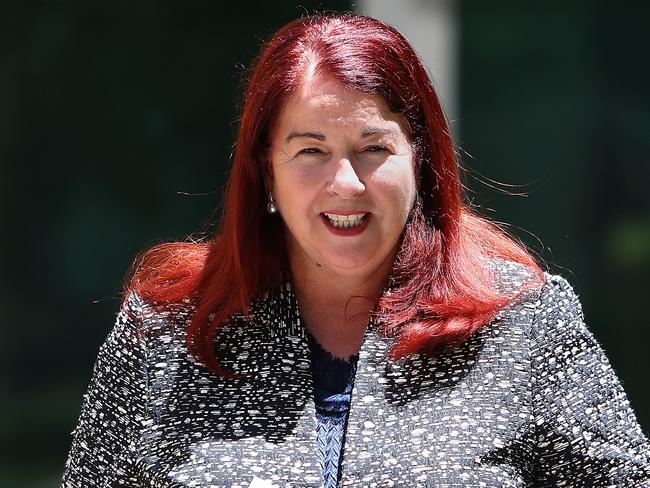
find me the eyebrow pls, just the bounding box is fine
[285,131,326,143]
[360,127,398,138]
[285,127,398,143]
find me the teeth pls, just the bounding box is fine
[323,212,367,228]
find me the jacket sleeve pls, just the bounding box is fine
[530,275,650,486]
[61,295,148,487]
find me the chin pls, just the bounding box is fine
[315,240,396,275]
[320,253,377,273]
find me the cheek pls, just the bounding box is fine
[272,167,324,215]
[284,165,325,189]
[371,164,417,216]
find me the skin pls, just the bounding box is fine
[269,76,417,358]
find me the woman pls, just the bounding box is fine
[61,13,650,487]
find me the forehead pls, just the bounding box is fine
[275,77,409,136]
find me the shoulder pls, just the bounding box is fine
[488,263,595,353]
[490,259,583,322]
[531,273,585,334]
[527,273,608,365]
[120,291,194,321]
[536,273,583,314]
[491,258,543,294]
[113,292,196,357]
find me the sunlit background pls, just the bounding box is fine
[2,1,648,485]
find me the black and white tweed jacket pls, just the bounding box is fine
[61,265,650,487]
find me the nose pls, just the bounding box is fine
[328,158,365,198]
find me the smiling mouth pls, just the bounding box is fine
[322,212,369,228]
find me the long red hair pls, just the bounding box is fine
[126,13,544,375]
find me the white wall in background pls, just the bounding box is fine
[355,0,459,125]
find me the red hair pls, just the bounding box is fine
[126,13,544,375]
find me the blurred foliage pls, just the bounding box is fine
[1,1,648,485]
[606,220,650,269]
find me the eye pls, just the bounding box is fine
[299,147,324,155]
[363,145,388,153]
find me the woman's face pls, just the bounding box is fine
[269,76,417,279]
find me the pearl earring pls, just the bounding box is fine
[266,192,277,214]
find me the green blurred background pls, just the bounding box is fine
[1,1,648,485]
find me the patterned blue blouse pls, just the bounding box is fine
[307,333,359,488]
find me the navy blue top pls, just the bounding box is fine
[307,333,359,488]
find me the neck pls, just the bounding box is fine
[287,245,396,358]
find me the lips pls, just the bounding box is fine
[322,212,368,228]
[320,211,371,236]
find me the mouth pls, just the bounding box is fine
[320,211,371,236]
[322,212,369,228]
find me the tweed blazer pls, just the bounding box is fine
[61,264,650,487]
